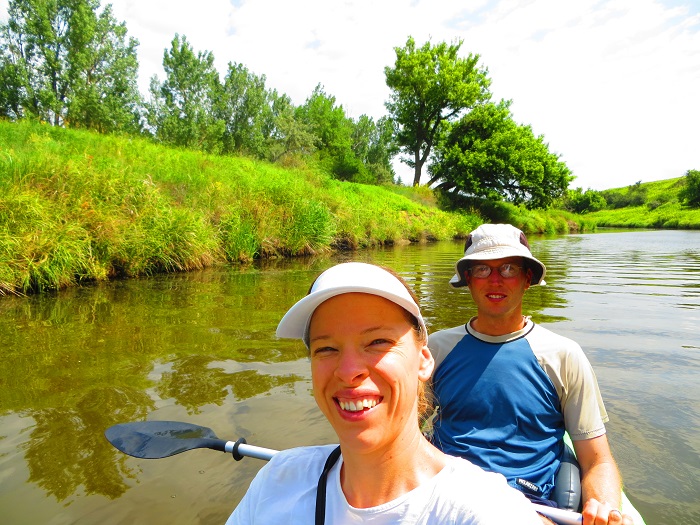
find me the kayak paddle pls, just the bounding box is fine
[105,420,581,525]
[105,420,277,461]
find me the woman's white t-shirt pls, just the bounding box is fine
[226,445,543,524]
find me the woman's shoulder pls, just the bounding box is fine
[227,445,338,525]
[264,444,339,475]
[270,444,338,460]
[442,455,509,481]
[245,445,340,503]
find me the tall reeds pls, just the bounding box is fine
[0,121,476,295]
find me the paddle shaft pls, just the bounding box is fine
[225,440,278,461]
[232,442,581,525]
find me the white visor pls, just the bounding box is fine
[276,262,426,347]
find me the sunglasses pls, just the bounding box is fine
[467,263,524,279]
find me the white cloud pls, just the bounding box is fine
[2,0,698,190]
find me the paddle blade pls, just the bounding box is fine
[105,420,227,459]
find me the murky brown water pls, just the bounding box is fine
[0,230,698,524]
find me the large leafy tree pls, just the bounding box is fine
[0,0,142,132]
[66,3,142,133]
[385,37,491,186]
[146,34,224,152]
[429,101,572,209]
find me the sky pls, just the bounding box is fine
[2,0,699,190]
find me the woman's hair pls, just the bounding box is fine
[373,267,434,426]
[417,381,436,430]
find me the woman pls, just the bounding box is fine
[226,262,543,524]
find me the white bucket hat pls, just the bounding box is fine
[276,262,426,347]
[450,224,546,287]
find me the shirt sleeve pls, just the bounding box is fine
[529,325,608,440]
[224,446,332,525]
[560,341,609,440]
[429,325,468,374]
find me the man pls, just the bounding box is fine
[429,223,631,523]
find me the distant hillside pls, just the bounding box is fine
[580,177,700,228]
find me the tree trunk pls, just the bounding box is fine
[413,150,422,186]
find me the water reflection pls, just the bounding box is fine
[24,394,149,501]
[0,269,314,506]
[0,230,698,524]
[156,362,304,415]
[0,241,578,512]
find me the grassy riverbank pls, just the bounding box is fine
[1,121,483,295]
[1,121,603,296]
[583,178,700,228]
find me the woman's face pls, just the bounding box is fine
[308,292,433,455]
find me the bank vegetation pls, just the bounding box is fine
[1,121,480,296]
[564,174,700,229]
[2,121,600,296]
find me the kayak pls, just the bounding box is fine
[562,433,646,524]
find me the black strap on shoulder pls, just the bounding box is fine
[315,446,342,525]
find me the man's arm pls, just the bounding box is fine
[573,434,622,506]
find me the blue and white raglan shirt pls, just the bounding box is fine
[429,317,608,499]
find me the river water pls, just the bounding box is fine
[0,229,698,524]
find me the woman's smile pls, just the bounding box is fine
[336,396,382,412]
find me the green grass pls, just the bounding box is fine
[9,119,682,297]
[0,120,480,295]
[585,178,700,228]
[585,202,700,228]
[447,198,598,236]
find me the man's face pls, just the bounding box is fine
[465,256,532,328]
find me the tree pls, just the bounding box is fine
[565,188,607,213]
[429,101,572,209]
[0,0,142,132]
[352,115,396,184]
[146,34,224,152]
[295,84,364,181]
[264,93,317,163]
[385,37,491,186]
[601,181,648,209]
[0,40,25,120]
[679,169,700,207]
[66,4,142,133]
[217,62,272,157]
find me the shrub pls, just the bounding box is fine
[565,188,607,213]
[601,181,648,209]
[679,169,700,207]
